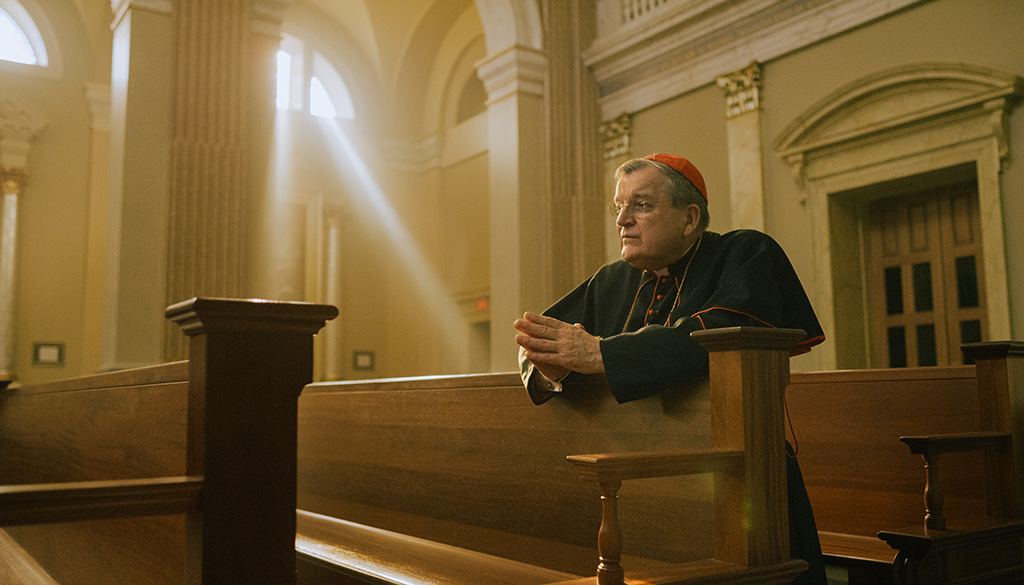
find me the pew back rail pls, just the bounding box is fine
[0,298,337,585]
[296,327,809,585]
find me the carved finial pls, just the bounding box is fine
[716,62,762,118]
[599,113,632,160]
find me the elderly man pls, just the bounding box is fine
[513,153,827,585]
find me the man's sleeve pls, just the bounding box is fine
[518,346,564,405]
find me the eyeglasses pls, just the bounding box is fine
[609,199,656,217]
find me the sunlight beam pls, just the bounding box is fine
[315,118,464,328]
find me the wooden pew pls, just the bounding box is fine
[785,341,1024,585]
[0,298,337,585]
[0,321,805,585]
[294,327,808,585]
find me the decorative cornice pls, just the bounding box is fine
[476,45,548,104]
[775,62,1024,160]
[110,0,173,30]
[717,62,762,118]
[583,0,928,119]
[382,136,443,174]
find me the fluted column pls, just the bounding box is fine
[716,62,765,231]
[163,0,287,360]
[104,0,289,367]
[162,0,249,360]
[545,0,604,292]
[0,168,26,386]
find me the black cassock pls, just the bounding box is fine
[526,229,828,585]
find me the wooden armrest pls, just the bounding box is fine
[566,448,744,483]
[565,449,745,585]
[0,476,202,526]
[899,431,1011,455]
[898,431,1014,531]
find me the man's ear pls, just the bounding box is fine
[682,203,702,237]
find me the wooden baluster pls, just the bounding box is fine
[922,451,945,530]
[597,479,624,585]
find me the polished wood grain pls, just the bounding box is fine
[297,371,714,577]
[787,340,1024,585]
[787,365,987,546]
[567,449,745,482]
[0,298,337,585]
[0,477,201,525]
[296,327,808,585]
[297,510,581,585]
[0,361,190,585]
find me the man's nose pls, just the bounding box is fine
[616,208,633,226]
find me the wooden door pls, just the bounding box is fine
[867,181,987,367]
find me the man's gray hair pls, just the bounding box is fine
[615,158,710,230]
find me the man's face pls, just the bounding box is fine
[613,166,698,273]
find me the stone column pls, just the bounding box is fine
[545,0,604,291]
[104,0,289,368]
[0,95,46,388]
[716,62,765,231]
[163,0,288,360]
[477,46,551,371]
[0,168,26,387]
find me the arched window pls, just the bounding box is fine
[276,33,354,120]
[0,0,47,66]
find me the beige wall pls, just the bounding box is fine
[2,0,104,385]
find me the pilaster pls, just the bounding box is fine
[716,62,765,231]
[103,0,174,371]
[82,83,112,375]
[477,45,550,371]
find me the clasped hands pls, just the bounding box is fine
[513,312,605,381]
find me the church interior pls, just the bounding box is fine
[1,1,1024,584]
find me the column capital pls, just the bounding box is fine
[716,61,762,118]
[381,136,443,174]
[476,45,548,104]
[599,113,632,160]
[0,167,28,197]
[0,92,48,169]
[110,0,173,28]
